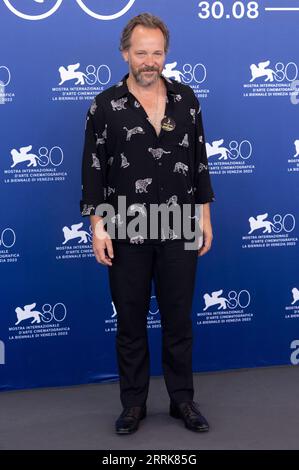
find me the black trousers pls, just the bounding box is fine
[108,240,198,408]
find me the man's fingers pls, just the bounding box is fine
[98,247,112,265]
[106,239,114,259]
[93,243,112,266]
[93,247,104,264]
[198,237,212,256]
[198,245,209,256]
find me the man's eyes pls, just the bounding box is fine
[136,52,163,56]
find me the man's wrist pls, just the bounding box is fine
[90,215,104,234]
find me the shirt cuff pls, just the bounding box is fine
[193,190,216,204]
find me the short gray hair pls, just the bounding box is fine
[119,12,170,53]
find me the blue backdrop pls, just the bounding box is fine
[1,0,298,391]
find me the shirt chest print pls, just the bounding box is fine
[148,147,171,160]
[82,204,95,216]
[128,203,147,217]
[135,178,152,193]
[120,153,130,168]
[190,108,196,124]
[111,213,124,226]
[161,227,179,242]
[179,133,189,148]
[123,126,145,141]
[130,235,145,244]
[174,162,189,176]
[95,125,107,145]
[198,163,208,173]
[91,153,101,170]
[166,195,178,206]
[108,186,116,196]
[81,79,215,221]
[173,94,182,102]
[111,97,128,111]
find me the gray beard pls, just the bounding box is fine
[133,69,160,87]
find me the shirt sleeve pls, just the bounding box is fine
[192,95,215,204]
[80,98,107,216]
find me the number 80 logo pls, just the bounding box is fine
[3,0,136,21]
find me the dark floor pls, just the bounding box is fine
[0,365,298,450]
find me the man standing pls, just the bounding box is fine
[80,13,215,434]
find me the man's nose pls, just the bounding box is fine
[144,54,155,66]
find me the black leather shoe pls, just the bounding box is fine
[170,401,209,432]
[115,405,146,435]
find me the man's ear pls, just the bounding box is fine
[122,50,129,63]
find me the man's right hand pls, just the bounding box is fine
[90,215,114,266]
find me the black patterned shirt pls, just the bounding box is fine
[80,73,215,244]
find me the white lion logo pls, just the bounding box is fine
[15,303,45,325]
[10,145,44,167]
[291,288,299,305]
[206,139,232,160]
[62,223,92,244]
[248,213,274,234]
[163,62,184,82]
[250,60,278,83]
[58,63,87,85]
[294,140,299,158]
[203,290,229,311]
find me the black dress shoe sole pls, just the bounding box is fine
[169,407,209,433]
[116,427,138,435]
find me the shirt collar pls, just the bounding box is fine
[114,72,177,99]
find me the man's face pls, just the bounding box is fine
[122,25,166,87]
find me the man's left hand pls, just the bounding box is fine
[198,204,213,256]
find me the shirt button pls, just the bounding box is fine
[158,162,162,166]
[160,187,164,191]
